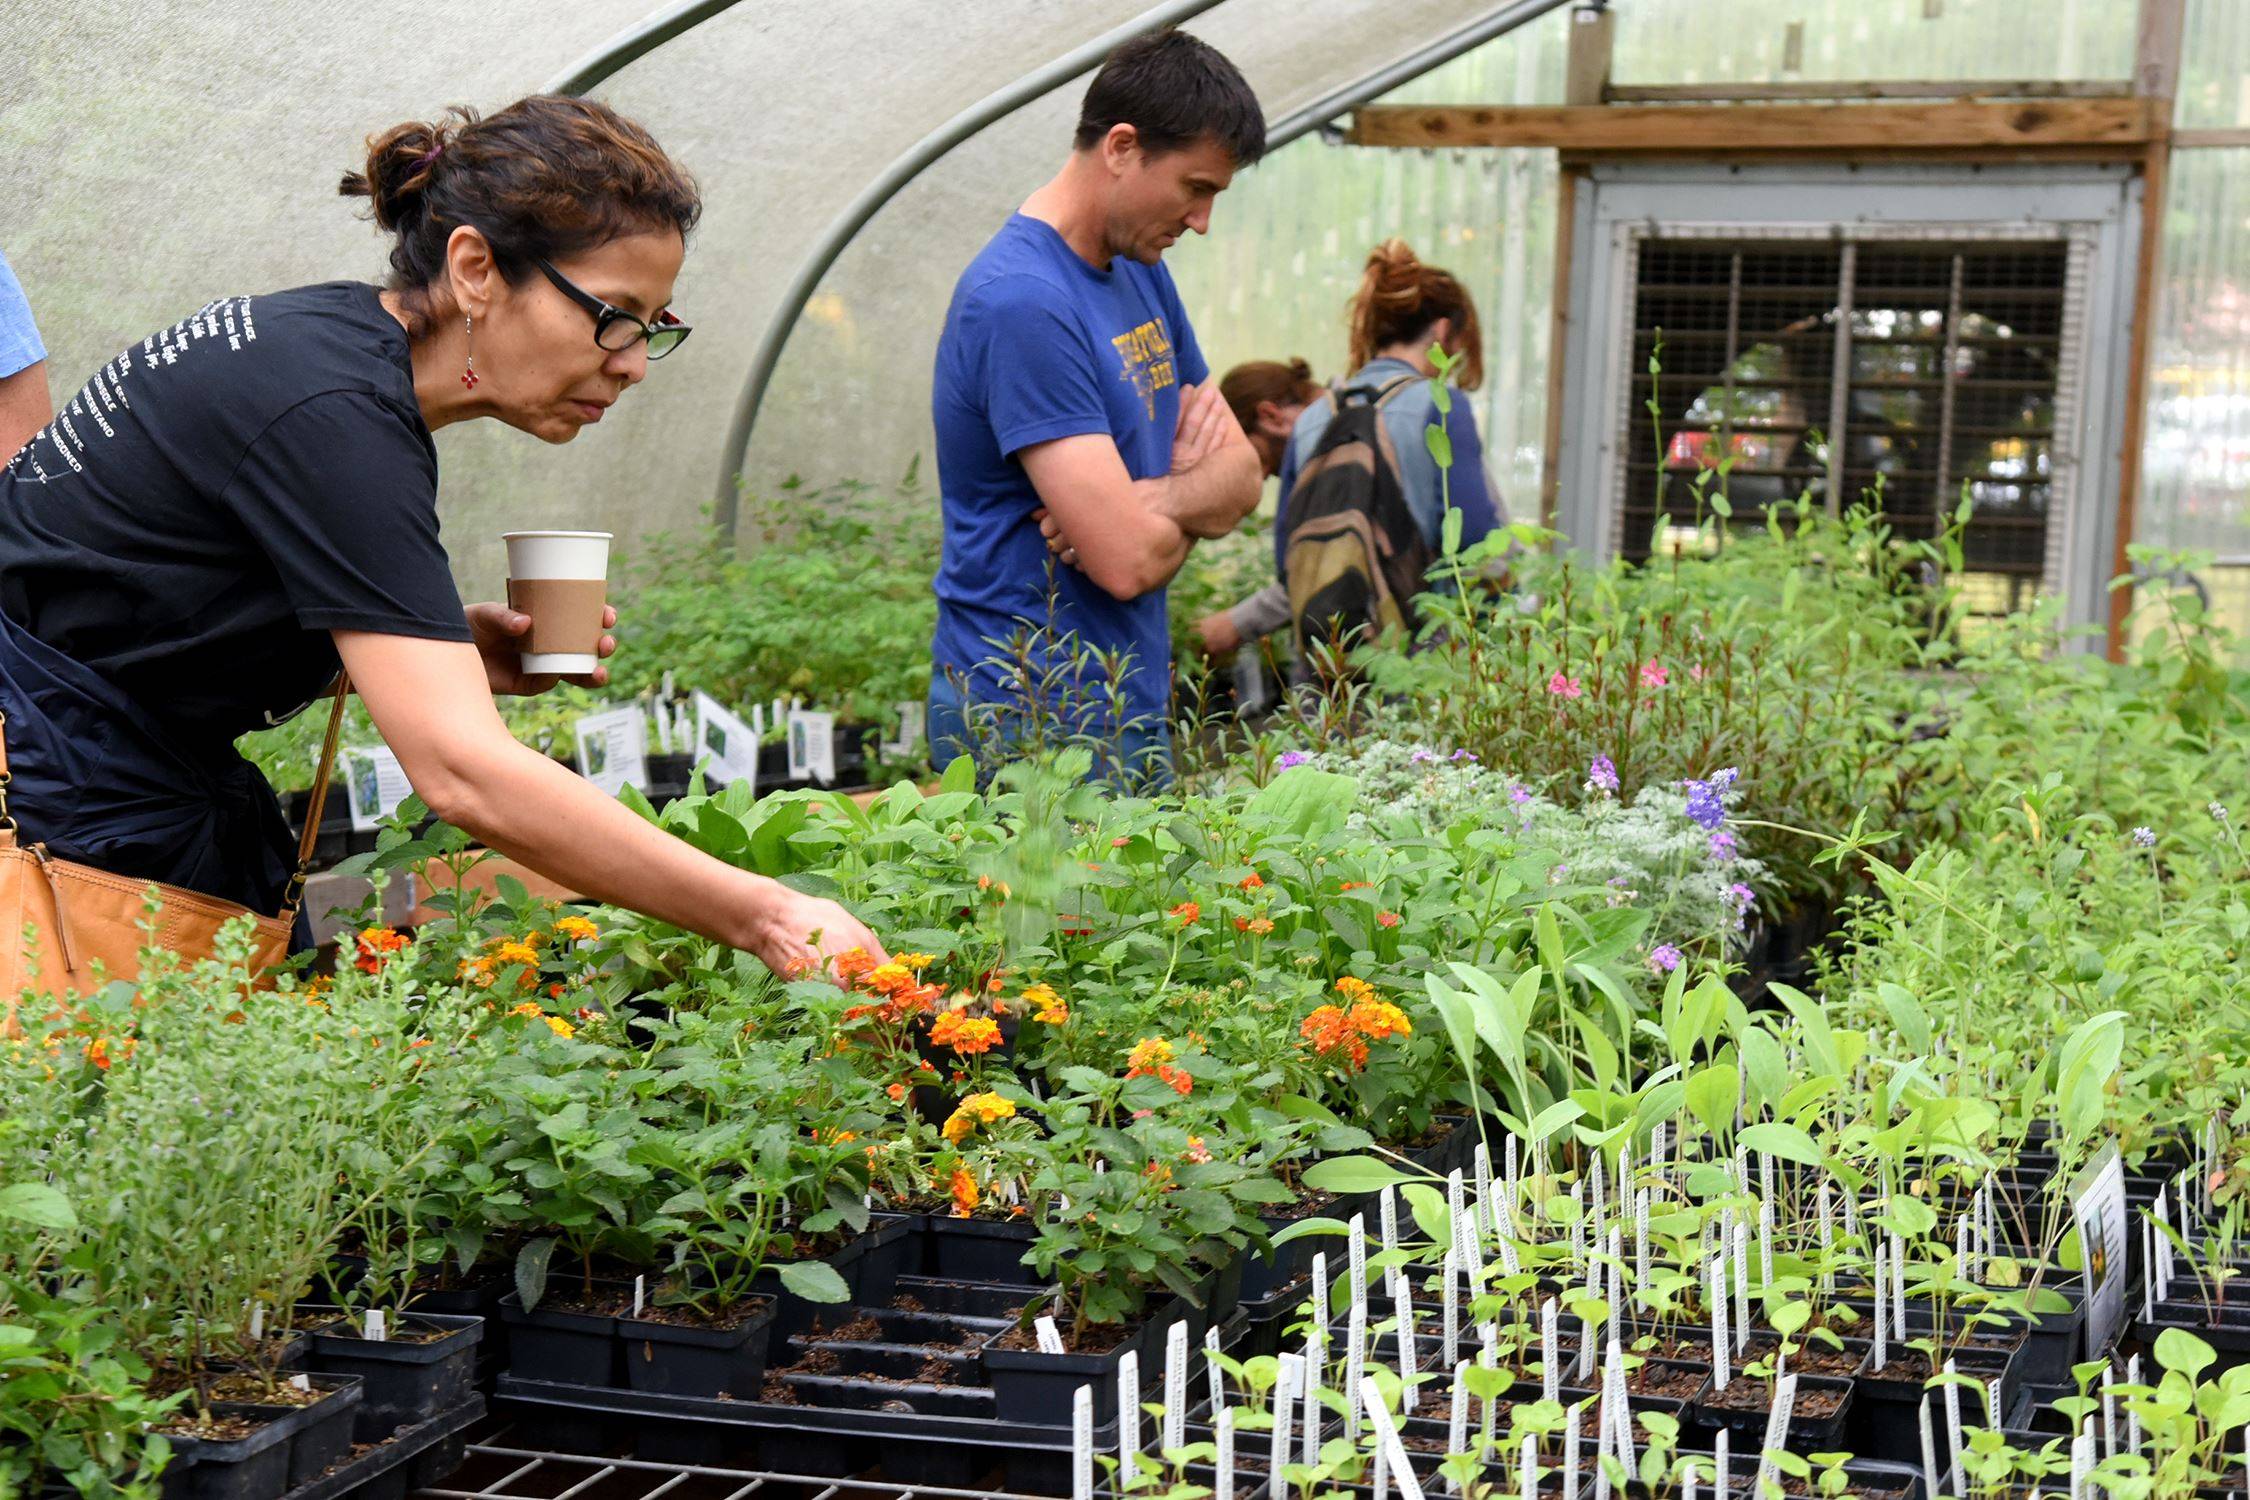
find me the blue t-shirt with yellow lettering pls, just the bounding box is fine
[930,214,1207,727]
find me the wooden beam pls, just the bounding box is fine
[1606,79,2134,104]
[2174,128,2250,148]
[1539,166,1581,531]
[2109,0,2187,659]
[1351,98,2164,153]
[1563,5,1614,107]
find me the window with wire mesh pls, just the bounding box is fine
[1618,237,2069,615]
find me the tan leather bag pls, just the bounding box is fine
[0,675,351,1008]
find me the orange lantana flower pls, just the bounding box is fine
[930,1012,1002,1055]
[948,1168,979,1218]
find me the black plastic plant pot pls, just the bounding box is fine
[499,1278,633,1389]
[621,1296,777,1399]
[981,1299,1187,1426]
[850,1214,916,1306]
[887,1271,1040,1320]
[284,1373,364,1487]
[157,1402,304,1500]
[1689,1372,1855,1450]
[926,1213,1041,1285]
[305,1312,481,1444]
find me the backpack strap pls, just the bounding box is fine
[277,674,352,923]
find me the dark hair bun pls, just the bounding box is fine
[340,111,471,230]
[1287,356,1313,383]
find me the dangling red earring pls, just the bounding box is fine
[461,313,480,390]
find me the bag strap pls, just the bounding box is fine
[278,674,352,923]
[0,706,14,841]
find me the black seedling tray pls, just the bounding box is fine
[274,1395,481,1500]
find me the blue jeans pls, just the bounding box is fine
[927,674,1173,791]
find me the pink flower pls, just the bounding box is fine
[1688,664,1707,682]
[1640,660,1669,689]
[1546,671,1583,700]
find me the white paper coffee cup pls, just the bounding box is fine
[503,530,612,676]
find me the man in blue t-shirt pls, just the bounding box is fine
[928,29,1265,786]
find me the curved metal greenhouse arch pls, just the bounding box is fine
[547,0,1579,538]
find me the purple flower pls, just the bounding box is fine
[1712,767,1739,791]
[1586,754,1619,795]
[1451,749,1479,764]
[1275,750,1310,771]
[1708,828,1738,862]
[1682,778,1729,831]
[1508,782,1532,805]
[2131,826,2156,848]
[1410,749,1438,765]
[1729,882,1755,909]
[1647,944,1683,975]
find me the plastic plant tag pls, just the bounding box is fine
[1716,1428,1729,1500]
[1476,1142,1495,1240]
[1755,1373,1799,1493]
[1118,1349,1141,1484]
[1525,1432,1541,1500]
[1302,1341,1322,1470]
[1943,1358,1965,1495]
[692,692,761,788]
[1733,1220,1750,1352]
[2102,1367,2116,1457]
[363,1309,386,1342]
[1216,1407,1236,1500]
[1072,1386,1095,1500]
[1442,1241,1460,1367]
[1818,1183,1835,1293]
[1361,1378,1427,1500]
[1542,1298,1560,1401]
[1759,1200,1775,1287]
[1636,1189,1652,1289]
[1919,1397,1940,1500]
[1382,1184,1400,1259]
[1395,1266,1420,1411]
[249,1303,263,1341]
[1506,1133,1521,1213]
[1710,1256,1730,1391]
[290,1373,310,1392]
[1566,1397,1582,1500]
[1347,1294,1369,1438]
[633,1275,645,1319]
[574,705,650,796]
[1448,1168,1467,1255]
[1570,1182,1587,1268]
[1448,1359,1470,1469]
[1164,1320,1189,1452]
[1481,1323,1500,1443]
[1872,1242,1889,1370]
[1035,1316,1066,1354]
[650,690,672,754]
[1592,1402,1611,1500]
[1890,1234,1907,1341]
[1270,1353,1299,1484]
[1652,1121,1667,1182]
[1206,1326,1225,1413]
[1351,1213,1370,1307]
[2071,1428,2093,1500]
[1591,1151,1607,1242]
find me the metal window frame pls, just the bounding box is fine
[1602,219,2091,599]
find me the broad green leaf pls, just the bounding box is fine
[0,1183,74,1231]
[777,1259,852,1304]
[1740,1122,1824,1169]
[1302,1156,1417,1195]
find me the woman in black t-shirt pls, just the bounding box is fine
[0,96,887,978]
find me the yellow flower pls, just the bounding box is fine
[898,952,936,971]
[943,1111,976,1145]
[491,941,540,970]
[553,915,600,943]
[543,1014,576,1038]
[1349,1000,1412,1040]
[1022,983,1069,1025]
[959,1091,1016,1125]
[508,1001,544,1019]
[1334,975,1378,1005]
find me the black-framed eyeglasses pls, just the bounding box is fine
[536,258,692,359]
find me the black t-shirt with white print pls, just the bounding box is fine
[0,281,472,748]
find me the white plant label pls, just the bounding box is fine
[1448,1362,1471,1482]
[880,699,925,758]
[1523,1432,1540,1500]
[1541,1298,1560,1401]
[1205,1326,1224,1413]
[1442,1240,1461,1367]
[1072,1385,1095,1500]
[2071,1429,2093,1500]
[785,708,836,785]
[1215,1407,1237,1499]
[1635,1189,1652,1290]
[363,1308,386,1342]
[1035,1316,1066,1354]
[633,1275,645,1318]
[1759,1199,1775,1287]
[1733,1221,1750,1352]
[1302,1339,1322,1470]
[1566,1399,1583,1500]
[1715,1429,1729,1500]
[1362,1378,1427,1500]
[1710,1255,1730,1391]
[289,1372,310,1392]
[649,691,672,754]
[248,1303,263,1341]
[1312,1251,1331,1346]
[573,705,650,796]
[1872,1242,1889,1370]
[2069,1143,2128,1356]
[1118,1348,1141,1484]
[1346,1295,1368,1438]
[1164,1320,1188,1451]
[2102,1367,2117,1457]
[1756,1373,1799,1493]
[1350,1213,1370,1307]
[692,691,761,788]
[1943,1357,1966,1496]
[1920,1397,1941,1500]
[342,745,413,832]
[1818,1183,1836,1293]
[1475,1142,1495,1239]
[1270,1353,1300,1483]
[1890,1233,1907,1340]
[1381,1185,1400,1259]
[1394,1267,1420,1410]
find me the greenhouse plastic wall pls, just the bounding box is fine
[4,0,2244,639]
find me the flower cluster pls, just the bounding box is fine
[1586,754,1619,796]
[929,1011,1003,1055]
[458,936,542,991]
[838,948,945,1025]
[553,915,600,944]
[354,926,409,976]
[508,1000,575,1038]
[1681,767,1739,832]
[1300,981,1413,1071]
[941,1090,1016,1145]
[1124,1037,1193,1096]
[1021,983,1069,1025]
